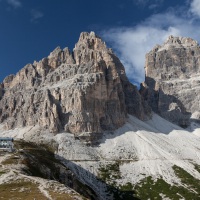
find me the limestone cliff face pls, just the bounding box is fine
[0,32,150,138]
[141,35,200,127]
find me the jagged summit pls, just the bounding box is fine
[145,35,200,81]
[2,33,200,200]
[0,32,150,140]
[150,35,199,53]
[141,35,200,128]
[75,31,106,50]
[165,35,198,46]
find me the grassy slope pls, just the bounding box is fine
[2,140,200,199]
[0,140,88,200]
[98,161,200,200]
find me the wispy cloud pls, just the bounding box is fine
[102,1,200,84]
[30,9,44,23]
[6,0,21,9]
[190,0,200,17]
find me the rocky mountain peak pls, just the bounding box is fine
[73,31,111,66]
[165,35,198,47]
[150,35,199,54]
[76,31,105,48]
[141,35,200,128]
[0,32,150,141]
[47,46,75,68]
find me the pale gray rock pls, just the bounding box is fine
[141,35,200,128]
[0,32,150,139]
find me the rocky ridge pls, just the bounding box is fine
[2,34,200,200]
[0,32,150,139]
[141,35,200,128]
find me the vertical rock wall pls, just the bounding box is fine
[0,32,150,139]
[141,35,200,127]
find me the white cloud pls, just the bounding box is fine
[190,0,200,17]
[30,9,44,22]
[7,0,21,9]
[102,3,200,84]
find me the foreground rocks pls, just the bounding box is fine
[0,32,150,139]
[141,35,200,128]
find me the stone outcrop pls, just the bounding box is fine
[141,35,200,128]
[0,32,150,139]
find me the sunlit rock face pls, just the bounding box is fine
[141,35,200,128]
[0,32,150,139]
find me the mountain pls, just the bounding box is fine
[1,33,200,200]
[141,35,200,129]
[0,32,150,142]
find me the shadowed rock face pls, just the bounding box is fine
[0,32,150,138]
[141,35,200,128]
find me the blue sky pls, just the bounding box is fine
[0,0,199,84]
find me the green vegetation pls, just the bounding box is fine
[49,191,78,200]
[134,176,193,200]
[105,184,138,200]
[0,179,82,200]
[117,182,138,200]
[193,163,200,174]
[173,165,200,197]
[1,154,20,165]
[0,170,6,176]
[0,140,93,200]
[98,162,121,184]
[98,162,138,200]
[3,139,200,200]
[48,184,89,200]
[0,180,47,200]
[13,140,65,180]
[120,182,134,191]
[133,165,200,200]
[97,162,200,200]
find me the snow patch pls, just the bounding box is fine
[1,113,200,190]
